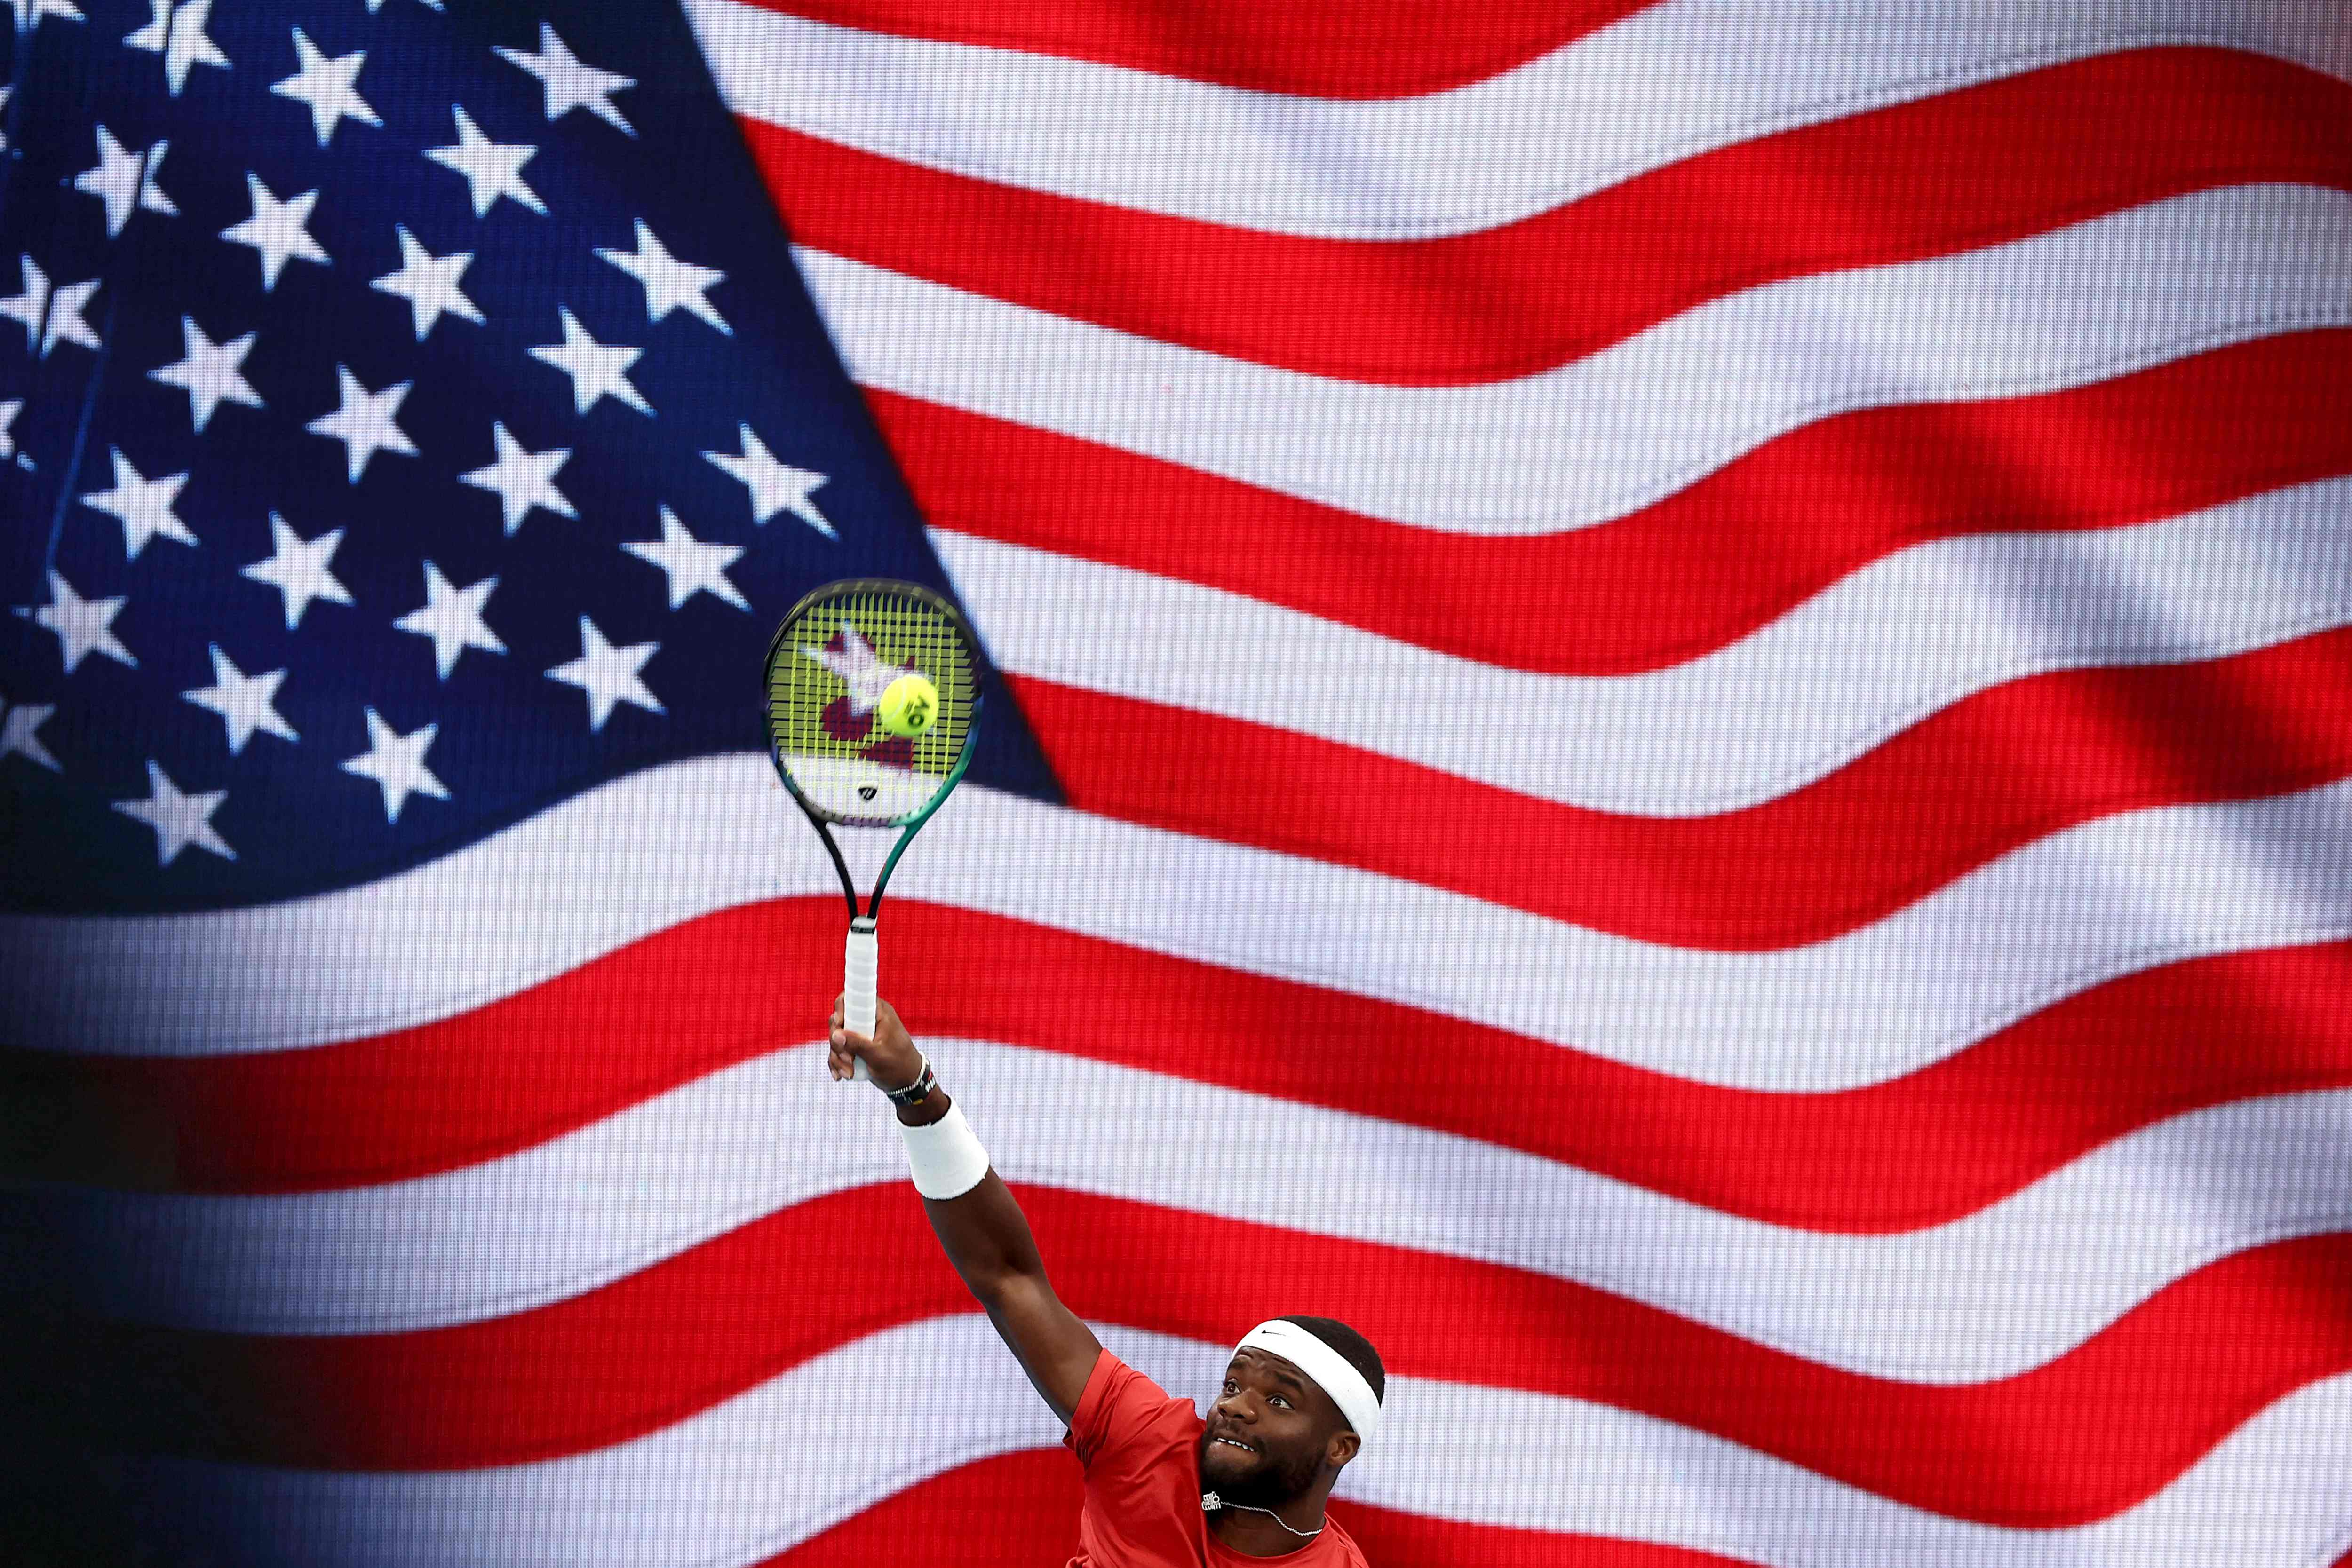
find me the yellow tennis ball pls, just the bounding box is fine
[877,672,939,738]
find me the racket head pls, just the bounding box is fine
[762,578,983,829]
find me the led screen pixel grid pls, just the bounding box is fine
[5,1,2352,1565]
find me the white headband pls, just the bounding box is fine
[1232,1320,1382,1453]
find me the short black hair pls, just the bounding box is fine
[1278,1315,1385,1406]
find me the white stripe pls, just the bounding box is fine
[14,764,2352,1093]
[797,184,2352,533]
[130,1317,2352,1568]
[33,1044,2352,1384]
[938,478,2352,816]
[685,0,2352,241]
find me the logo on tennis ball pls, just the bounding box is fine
[877,672,938,738]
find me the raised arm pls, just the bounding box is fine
[830,998,1104,1425]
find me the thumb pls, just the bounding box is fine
[828,1021,872,1080]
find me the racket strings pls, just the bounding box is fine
[764,583,977,828]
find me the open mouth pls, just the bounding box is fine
[1210,1435,1257,1455]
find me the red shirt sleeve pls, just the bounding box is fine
[1060,1350,1213,1566]
[1062,1347,1189,1474]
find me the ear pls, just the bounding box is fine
[1325,1427,1360,1470]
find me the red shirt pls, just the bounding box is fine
[1061,1349,1369,1567]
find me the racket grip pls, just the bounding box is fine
[842,917,877,1083]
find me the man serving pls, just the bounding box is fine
[829,998,1383,1564]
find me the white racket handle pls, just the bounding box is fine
[842,918,877,1083]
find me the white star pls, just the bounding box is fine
[43,277,102,356]
[149,316,262,433]
[548,617,662,732]
[0,87,7,155]
[341,707,449,823]
[460,422,574,534]
[597,221,727,333]
[306,364,416,483]
[0,256,43,348]
[114,761,234,865]
[425,107,545,218]
[494,23,635,135]
[1,257,101,358]
[624,507,747,611]
[221,173,329,291]
[0,701,60,771]
[800,620,909,716]
[370,226,482,341]
[241,512,352,630]
[183,643,297,755]
[0,399,19,460]
[124,0,229,97]
[394,561,505,678]
[272,27,381,147]
[705,424,833,537]
[73,126,176,236]
[81,447,195,559]
[11,1,84,30]
[18,570,135,674]
[364,0,440,11]
[530,308,651,416]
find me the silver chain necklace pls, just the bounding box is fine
[1201,1491,1324,1539]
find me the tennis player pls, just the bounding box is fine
[829,997,1382,1564]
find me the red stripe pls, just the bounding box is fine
[17,903,2352,1234]
[1019,624,2352,950]
[75,1185,2352,1526]
[768,1449,1755,1568]
[765,1450,1755,1568]
[753,51,2352,384]
[769,1450,1085,1568]
[876,329,2352,678]
[1323,1506,1757,1568]
[724,0,1645,100]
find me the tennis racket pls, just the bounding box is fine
[762,578,983,1081]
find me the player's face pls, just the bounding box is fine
[1197,1351,1338,1504]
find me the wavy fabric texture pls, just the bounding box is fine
[23,1,2352,1563]
[795,185,2352,532]
[12,906,2352,1230]
[867,331,2352,675]
[118,1321,2352,1568]
[745,49,2352,382]
[684,0,2352,236]
[692,3,2352,1556]
[937,489,2352,816]
[58,1191,2352,1527]
[28,764,2352,1090]
[33,1038,2352,1385]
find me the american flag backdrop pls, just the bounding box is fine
[6,0,2352,1562]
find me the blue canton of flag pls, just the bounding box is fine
[0,0,1057,915]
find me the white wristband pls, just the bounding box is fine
[900,1103,990,1199]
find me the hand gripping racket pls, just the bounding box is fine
[763,579,982,1080]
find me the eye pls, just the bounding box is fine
[1271,1394,1291,1409]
